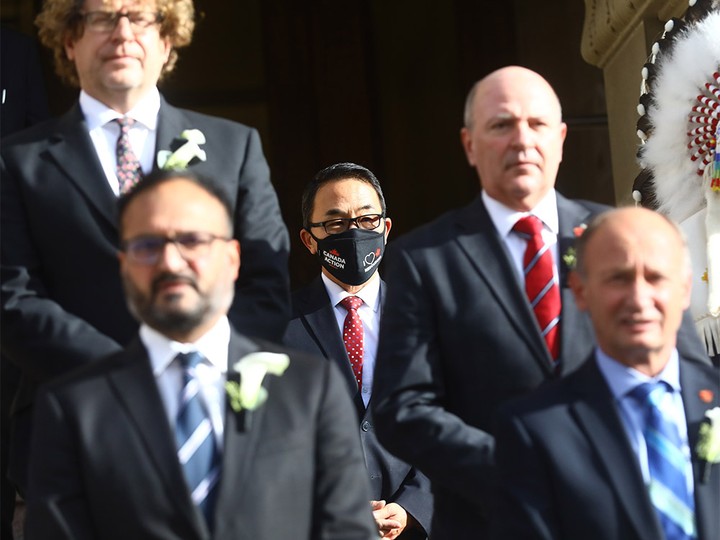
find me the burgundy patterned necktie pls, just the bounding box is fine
[115,116,142,194]
[513,215,561,361]
[340,296,364,391]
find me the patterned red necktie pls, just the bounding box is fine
[513,215,561,361]
[340,296,364,391]
[115,117,143,194]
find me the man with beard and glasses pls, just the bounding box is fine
[1,0,289,501]
[24,169,377,540]
[283,162,433,540]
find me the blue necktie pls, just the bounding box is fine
[175,352,220,526]
[630,381,696,539]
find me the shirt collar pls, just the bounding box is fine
[140,316,231,377]
[321,272,381,313]
[482,189,559,238]
[595,346,682,400]
[79,87,161,131]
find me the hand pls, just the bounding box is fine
[371,500,407,539]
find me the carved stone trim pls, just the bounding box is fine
[581,0,688,67]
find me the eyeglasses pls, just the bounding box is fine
[308,214,385,235]
[80,11,163,34]
[121,232,231,265]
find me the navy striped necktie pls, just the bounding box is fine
[629,381,696,539]
[175,352,220,527]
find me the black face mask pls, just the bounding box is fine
[311,228,385,286]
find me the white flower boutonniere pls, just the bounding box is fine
[562,224,587,270]
[697,406,720,483]
[225,352,290,414]
[157,129,207,170]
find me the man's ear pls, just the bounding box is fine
[568,270,587,312]
[460,127,475,167]
[64,33,76,61]
[300,229,317,254]
[383,218,393,244]
[227,240,241,281]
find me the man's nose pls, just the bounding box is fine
[110,14,136,41]
[627,277,653,307]
[156,241,188,271]
[511,122,534,148]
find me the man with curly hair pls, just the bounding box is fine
[0,0,290,501]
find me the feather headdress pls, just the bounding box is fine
[634,0,720,355]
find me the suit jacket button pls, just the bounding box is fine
[361,420,372,431]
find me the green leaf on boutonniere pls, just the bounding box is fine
[697,406,720,483]
[157,129,207,170]
[562,247,577,269]
[225,352,290,413]
[562,223,587,270]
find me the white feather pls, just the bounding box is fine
[641,10,720,222]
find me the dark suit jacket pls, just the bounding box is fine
[283,277,433,538]
[371,192,710,539]
[0,28,50,138]
[0,98,290,489]
[26,331,377,540]
[491,355,720,540]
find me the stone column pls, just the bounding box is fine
[580,0,688,204]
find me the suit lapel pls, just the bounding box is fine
[154,99,186,172]
[295,278,360,393]
[680,360,720,540]
[106,339,205,537]
[454,196,553,374]
[556,194,597,374]
[569,358,663,540]
[45,104,118,229]
[215,334,266,515]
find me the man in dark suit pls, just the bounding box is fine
[371,66,710,538]
[0,0,289,495]
[25,169,377,540]
[492,207,720,540]
[283,163,433,539]
[0,27,52,539]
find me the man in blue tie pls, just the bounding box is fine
[491,207,720,540]
[24,169,377,540]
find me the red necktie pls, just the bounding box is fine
[115,117,143,194]
[513,216,561,361]
[340,296,364,391]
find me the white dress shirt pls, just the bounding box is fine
[482,189,560,287]
[140,317,230,451]
[596,348,694,493]
[322,272,381,407]
[79,88,160,196]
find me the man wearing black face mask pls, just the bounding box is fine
[283,163,433,540]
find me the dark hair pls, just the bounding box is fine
[300,162,387,229]
[118,169,234,234]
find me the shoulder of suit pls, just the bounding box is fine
[0,112,67,150]
[162,101,256,134]
[567,197,613,216]
[680,356,720,382]
[251,337,327,367]
[389,196,482,252]
[35,347,134,399]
